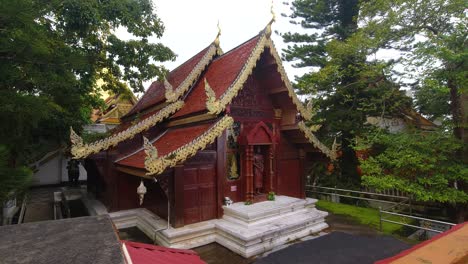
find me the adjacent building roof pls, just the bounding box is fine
[122,240,206,264]
[0,215,125,264]
[376,222,468,264]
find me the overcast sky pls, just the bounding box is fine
[116,0,405,95]
[117,0,312,91]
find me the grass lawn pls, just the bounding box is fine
[316,200,405,235]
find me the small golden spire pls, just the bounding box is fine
[214,20,221,48]
[270,0,276,23]
[265,1,276,38]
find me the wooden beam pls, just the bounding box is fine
[268,86,288,94]
[115,165,151,179]
[280,124,299,131]
[167,113,216,127]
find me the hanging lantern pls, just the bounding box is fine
[137,180,147,206]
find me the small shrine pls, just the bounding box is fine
[71,14,336,257]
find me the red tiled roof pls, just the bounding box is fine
[122,240,206,264]
[116,122,214,169]
[111,106,163,135]
[126,45,214,117]
[172,35,261,118]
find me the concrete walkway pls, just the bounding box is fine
[23,187,61,223]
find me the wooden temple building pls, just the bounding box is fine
[71,17,335,257]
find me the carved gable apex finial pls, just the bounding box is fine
[70,127,83,147]
[265,0,276,38]
[164,77,176,102]
[204,78,221,114]
[214,20,221,48]
[143,136,158,162]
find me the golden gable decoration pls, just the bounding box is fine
[70,100,184,159]
[165,44,220,104]
[144,116,234,176]
[199,22,314,121]
[204,78,222,114]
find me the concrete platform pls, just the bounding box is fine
[110,196,328,258]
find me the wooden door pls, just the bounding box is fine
[277,159,301,198]
[183,165,216,225]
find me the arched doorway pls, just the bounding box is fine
[239,122,276,202]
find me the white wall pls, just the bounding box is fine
[32,151,87,186]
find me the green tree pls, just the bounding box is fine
[360,0,467,147]
[0,145,32,205]
[282,0,410,187]
[357,130,468,222]
[359,0,467,221]
[0,0,175,202]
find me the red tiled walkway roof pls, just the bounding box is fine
[375,222,468,264]
[122,240,206,264]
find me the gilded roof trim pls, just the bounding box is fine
[298,121,337,160]
[204,30,314,120]
[144,116,233,176]
[70,101,184,159]
[165,44,219,103]
[265,38,314,120]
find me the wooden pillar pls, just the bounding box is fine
[268,145,275,193]
[216,131,226,218]
[245,145,254,201]
[173,165,184,228]
[299,148,306,199]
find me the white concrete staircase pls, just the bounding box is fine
[108,196,328,258]
[155,196,328,258]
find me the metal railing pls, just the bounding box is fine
[306,185,455,235]
[379,208,456,233]
[306,185,410,207]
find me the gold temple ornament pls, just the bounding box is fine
[70,100,184,159]
[144,116,234,176]
[298,121,337,160]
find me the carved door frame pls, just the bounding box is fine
[239,122,276,202]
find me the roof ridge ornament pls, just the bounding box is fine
[265,0,276,38]
[214,20,221,48]
[164,77,176,102]
[204,78,222,114]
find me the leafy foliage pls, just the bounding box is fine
[358,130,468,204]
[283,0,411,187]
[360,0,467,128]
[0,145,32,203]
[0,0,174,200]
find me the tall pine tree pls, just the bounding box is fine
[282,0,410,187]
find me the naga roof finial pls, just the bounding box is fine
[265,1,276,38]
[214,20,221,48]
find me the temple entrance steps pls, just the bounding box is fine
[158,196,328,258]
[108,196,328,258]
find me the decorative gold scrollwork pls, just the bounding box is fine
[144,116,234,175]
[70,100,184,159]
[298,121,337,160]
[205,78,221,114]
